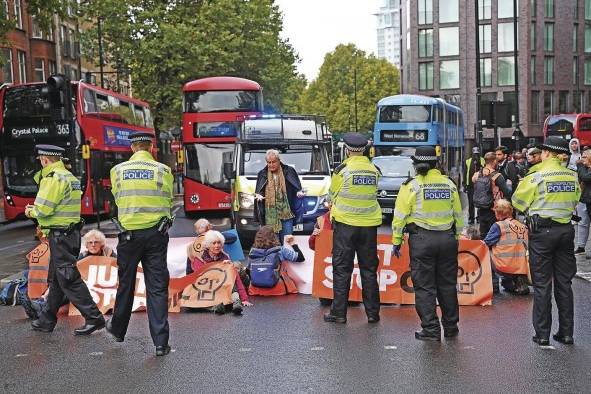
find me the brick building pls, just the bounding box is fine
[400,0,588,146]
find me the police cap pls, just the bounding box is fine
[129,132,154,144]
[537,136,570,154]
[343,132,368,152]
[411,146,438,163]
[35,144,65,158]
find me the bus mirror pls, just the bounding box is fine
[435,145,441,157]
[82,144,90,159]
[177,150,184,164]
[223,162,235,180]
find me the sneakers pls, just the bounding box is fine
[232,292,243,315]
[575,247,586,255]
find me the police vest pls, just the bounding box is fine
[465,157,484,186]
[110,150,173,230]
[492,218,529,275]
[29,160,81,230]
[330,156,382,227]
[512,158,580,224]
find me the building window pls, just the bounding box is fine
[439,0,458,23]
[530,91,540,124]
[498,56,515,86]
[545,0,555,18]
[49,60,56,75]
[559,91,569,113]
[574,91,582,113]
[3,1,8,20]
[13,0,22,29]
[419,62,434,90]
[17,50,25,83]
[440,60,459,89]
[544,56,554,85]
[531,0,537,18]
[586,25,591,52]
[34,58,45,82]
[439,27,459,56]
[531,22,536,51]
[498,23,515,52]
[575,0,579,19]
[574,25,579,52]
[587,0,591,20]
[585,58,591,84]
[2,48,12,83]
[418,0,433,25]
[544,23,554,51]
[480,58,492,86]
[479,0,491,20]
[498,0,515,18]
[574,57,579,85]
[418,29,433,57]
[480,24,491,53]
[32,18,42,38]
[531,56,537,85]
[544,91,554,117]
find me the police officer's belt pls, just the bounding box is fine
[537,217,570,228]
[42,220,85,234]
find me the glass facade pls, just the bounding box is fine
[439,27,459,56]
[498,56,515,86]
[480,24,491,53]
[498,0,514,18]
[418,0,433,25]
[544,56,554,85]
[480,58,492,86]
[479,0,491,20]
[544,23,554,51]
[498,23,515,52]
[545,0,555,18]
[439,0,458,23]
[440,60,459,89]
[419,62,434,90]
[418,29,433,57]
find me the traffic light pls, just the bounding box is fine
[46,74,73,121]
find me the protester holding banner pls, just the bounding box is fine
[391,146,463,341]
[80,230,116,259]
[186,218,237,274]
[192,230,252,313]
[25,144,105,336]
[324,132,382,324]
[512,137,580,347]
[108,132,174,357]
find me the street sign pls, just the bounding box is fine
[171,141,182,151]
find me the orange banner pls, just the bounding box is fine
[312,231,493,306]
[27,242,50,299]
[179,262,236,309]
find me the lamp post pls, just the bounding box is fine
[353,63,358,132]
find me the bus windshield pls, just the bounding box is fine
[379,105,431,123]
[3,85,50,119]
[184,144,234,192]
[2,153,39,194]
[184,90,262,113]
[372,157,415,178]
[242,145,329,176]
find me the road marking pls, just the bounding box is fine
[171,349,177,353]
[539,345,556,350]
[89,351,103,356]
[384,345,397,350]
[239,348,252,352]
[310,346,324,351]
[15,354,28,357]
[462,346,476,350]
[576,272,591,282]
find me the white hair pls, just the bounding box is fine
[265,149,281,161]
[194,218,211,234]
[83,229,106,244]
[202,230,225,250]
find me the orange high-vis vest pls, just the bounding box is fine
[491,218,529,275]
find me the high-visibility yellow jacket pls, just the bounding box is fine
[29,160,81,232]
[329,155,382,227]
[391,168,463,245]
[110,150,173,230]
[512,158,580,224]
[465,157,485,186]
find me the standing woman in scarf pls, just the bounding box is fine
[254,149,305,243]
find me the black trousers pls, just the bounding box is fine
[408,228,459,334]
[38,229,103,327]
[478,208,500,288]
[331,221,380,318]
[111,227,170,347]
[466,185,475,222]
[529,224,576,339]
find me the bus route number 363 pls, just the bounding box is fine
[56,123,70,136]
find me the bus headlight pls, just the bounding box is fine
[239,193,254,209]
[5,194,15,206]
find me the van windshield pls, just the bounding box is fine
[242,145,329,176]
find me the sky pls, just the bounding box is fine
[275,0,380,82]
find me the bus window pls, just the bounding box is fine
[145,108,154,128]
[83,88,97,113]
[580,118,591,131]
[134,104,146,126]
[96,93,109,112]
[117,100,134,124]
[379,105,431,123]
[108,95,119,110]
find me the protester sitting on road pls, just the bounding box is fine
[79,230,116,259]
[483,199,530,295]
[185,218,238,274]
[191,230,252,314]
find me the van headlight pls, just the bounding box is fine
[239,192,255,209]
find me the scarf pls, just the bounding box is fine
[201,249,229,263]
[264,165,293,232]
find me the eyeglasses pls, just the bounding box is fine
[86,240,101,245]
[266,160,279,164]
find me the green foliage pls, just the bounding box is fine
[80,0,304,131]
[299,44,400,135]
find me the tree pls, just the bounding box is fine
[300,44,400,135]
[80,0,305,131]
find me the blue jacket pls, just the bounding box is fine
[248,245,303,264]
[254,163,304,224]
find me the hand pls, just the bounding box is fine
[222,259,232,265]
[243,301,254,307]
[284,235,295,245]
[24,205,34,218]
[391,244,401,258]
[297,191,306,198]
[254,193,265,201]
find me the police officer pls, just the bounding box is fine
[511,137,580,346]
[25,145,105,335]
[324,132,382,324]
[107,132,174,356]
[391,146,463,341]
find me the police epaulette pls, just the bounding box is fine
[334,162,346,174]
[402,176,414,185]
[45,171,55,178]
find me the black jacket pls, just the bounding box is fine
[254,163,304,224]
[577,163,591,203]
[498,160,520,190]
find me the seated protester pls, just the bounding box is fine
[191,230,252,314]
[79,230,116,259]
[482,199,530,295]
[248,226,304,296]
[186,219,238,274]
[309,209,332,251]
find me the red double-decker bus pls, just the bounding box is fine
[0,77,155,221]
[181,76,263,215]
[543,113,591,146]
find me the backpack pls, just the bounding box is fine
[248,246,283,288]
[0,272,28,306]
[473,170,502,209]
